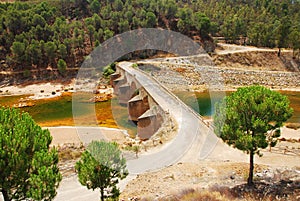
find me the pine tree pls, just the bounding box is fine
[214,86,293,185]
[0,108,62,201]
[76,141,128,201]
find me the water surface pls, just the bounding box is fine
[173,90,300,123]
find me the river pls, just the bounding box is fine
[0,94,137,136]
[173,90,300,123]
[0,90,298,137]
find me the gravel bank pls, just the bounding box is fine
[138,60,300,92]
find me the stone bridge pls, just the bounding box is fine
[110,61,224,173]
[110,59,216,140]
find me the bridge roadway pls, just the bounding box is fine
[52,61,220,201]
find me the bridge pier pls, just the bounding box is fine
[110,64,166,140]
[137,106,163,140]
[128,94,150,122]
[118,84,131,105]
[110,72,121,87]
[112,76,126,95]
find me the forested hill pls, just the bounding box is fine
[0,0,299,79]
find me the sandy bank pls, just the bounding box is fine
[0,82,74,99]
[0,80,114,101]
[46,126,129,146]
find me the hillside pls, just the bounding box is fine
[0,0,299,85]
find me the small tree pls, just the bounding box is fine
[57,59,67,75]
[11,41,25,63]
[89,0,101,14]
[214,86,293,186]
[192,12,211,38]
[75,141,128,201]
[0,108,62,201]
[44,41,57,66]
[132,145,141,158]
[289,29,300,60]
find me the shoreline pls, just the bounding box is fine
[0,80,114,100]
[0,82,75,100]
[45,124,299,147]
[1,81,300,99]
[47,126,130,147]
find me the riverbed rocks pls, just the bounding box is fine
[88,93,112,102]
[139,59,300,92]
[12,100,35,108]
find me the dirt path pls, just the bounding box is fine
[215,43,291,55]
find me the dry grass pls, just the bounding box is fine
[141,188,234,201]
[57,143,85,161]
[176,190,231,201]
[141,185,300,201]
[58,149,82,161]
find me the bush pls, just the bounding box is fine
[103,63,116,77]
[57,59,67,75]
[23,69,31,78]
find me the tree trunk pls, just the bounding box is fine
[2,189,10,201]
[100,188,104,201]
[247,150,254,186]
[293,49,296,59]
[278,48,281,57]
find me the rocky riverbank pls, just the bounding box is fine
[138,60,300,92]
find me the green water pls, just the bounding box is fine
[0,94,97,124]
[173,90,300,123]
[0,94,137,136]
[111,97,137,136]
[23,95,77,123]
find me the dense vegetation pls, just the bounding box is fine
[0,0,299,74]
[197,0,300,56]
